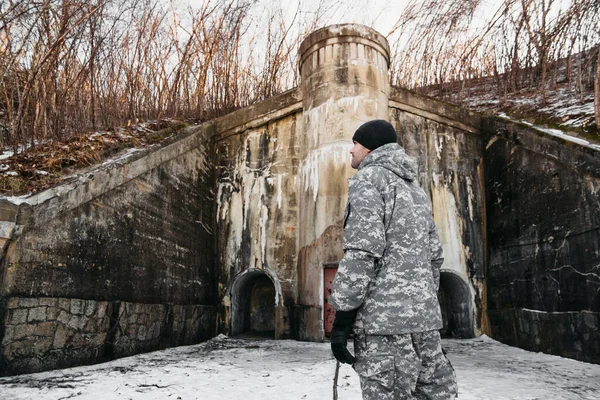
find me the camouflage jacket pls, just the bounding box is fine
[329,142,444,334]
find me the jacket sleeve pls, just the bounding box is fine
[329,177,385,311]
[428,217,444,290]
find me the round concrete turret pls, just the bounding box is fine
[299,24,390,119]
[295,24,391,340]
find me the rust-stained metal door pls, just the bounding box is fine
[323,265,338,337]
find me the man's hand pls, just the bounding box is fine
[330,309,358,364]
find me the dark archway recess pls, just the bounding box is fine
[438,271,474,338]
[231,271,275,338]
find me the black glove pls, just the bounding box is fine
[330,309,358,364]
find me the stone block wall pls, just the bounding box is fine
[112,302,215,356]
[1,296,110,375]
[0,296,215,375]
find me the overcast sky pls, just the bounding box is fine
[177,0,410,37]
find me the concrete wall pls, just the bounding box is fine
[213,25,396,342]
[209,24,600,364]
[212,26,488,342]
[483,117,600,364]
[389,87,485,338]
[0,125,217,375]
[213,91,302,339]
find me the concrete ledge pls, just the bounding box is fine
[213,88,302,141]
[483,117,600,176]
[390,86,482,134]
[2,123,215,236]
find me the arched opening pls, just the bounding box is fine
[438,270,474,338]
[231,270,276,338]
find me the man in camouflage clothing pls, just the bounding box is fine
[329,119,457,399]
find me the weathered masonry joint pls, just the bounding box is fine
[1,24,599,376]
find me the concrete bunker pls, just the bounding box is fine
[231,270,276,338]
[438,270,475,338]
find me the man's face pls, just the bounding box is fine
[350,141,371,169]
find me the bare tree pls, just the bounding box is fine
[9,0,598,150]
[0,0,346,148]
[387,0,600,117]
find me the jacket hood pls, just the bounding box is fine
[358,142,417,181]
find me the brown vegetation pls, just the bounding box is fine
[388,0,600,131]
[0,0,333,149]
[1,0,599,196]
[0,0,337,195]
[0,119,187,196]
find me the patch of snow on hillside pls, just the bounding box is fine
[497,113,600,151]
[0,150,14,160]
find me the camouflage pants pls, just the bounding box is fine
[353,330,457,400]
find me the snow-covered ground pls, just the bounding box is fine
[1,334,599,400]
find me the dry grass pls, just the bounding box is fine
[0,120,187,197]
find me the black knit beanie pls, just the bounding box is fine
[352,119,397,150]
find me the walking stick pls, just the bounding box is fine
[333,360,340,400]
